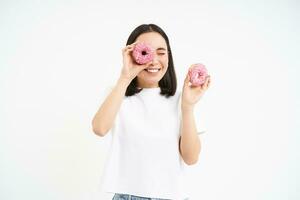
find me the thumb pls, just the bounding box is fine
[184,72,190,86]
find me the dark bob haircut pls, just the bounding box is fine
[125,24,177,98]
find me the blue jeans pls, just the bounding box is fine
[112,193,189,200]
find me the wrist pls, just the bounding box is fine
[181,104,195,112]
[117,76,131,87]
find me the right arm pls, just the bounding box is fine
[92,41,148,137]
[92,77,130,136]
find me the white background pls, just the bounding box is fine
[0,0,299,199]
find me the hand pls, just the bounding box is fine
[181,66,211,109]
[120,41,149,81]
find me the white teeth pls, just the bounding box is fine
[146,68,160,73]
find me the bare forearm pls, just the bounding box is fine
[92,77,130,136]
[180,106,201,165]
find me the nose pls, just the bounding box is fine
[151,54,159,65]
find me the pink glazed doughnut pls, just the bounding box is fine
[188,63,208,86]
[132,42,154,64]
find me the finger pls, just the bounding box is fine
[184,74,193,89]
[122,48,130,56]
[190,63,197,68]
[123,43,136,51]
[123,46,133,52]
[207,76,211,88]
[142,64,149,69]
[127,41,139,48]
[126,48,134,53]
[123,46,134,55]
[140,64,149,70]
[189,63,198,70]
[131,41,139,45]
[202,75,210,89]
[184,72,190,85]
[123,45,131,52]
[205,75,210,84]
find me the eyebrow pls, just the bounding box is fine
[156,47,167,51]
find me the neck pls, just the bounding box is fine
[137,81,159,89]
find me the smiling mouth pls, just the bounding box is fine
[144,68,161,73]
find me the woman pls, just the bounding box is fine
[92,24,211,200]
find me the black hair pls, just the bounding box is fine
[125,24,177,98]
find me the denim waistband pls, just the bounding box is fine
[112,193,189,200]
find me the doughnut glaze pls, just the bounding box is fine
[188,63,208,86]
[132,42,154,64]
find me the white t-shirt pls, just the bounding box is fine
[98,87,205,200]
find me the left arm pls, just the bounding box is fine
[179,65,211,165]
[179,105,201,165]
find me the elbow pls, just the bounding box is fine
[181,150,201,166]
[184,157,199,165]
[92,121,108,137]
[92,126,107,137]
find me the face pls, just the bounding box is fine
[135,32,169,88]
